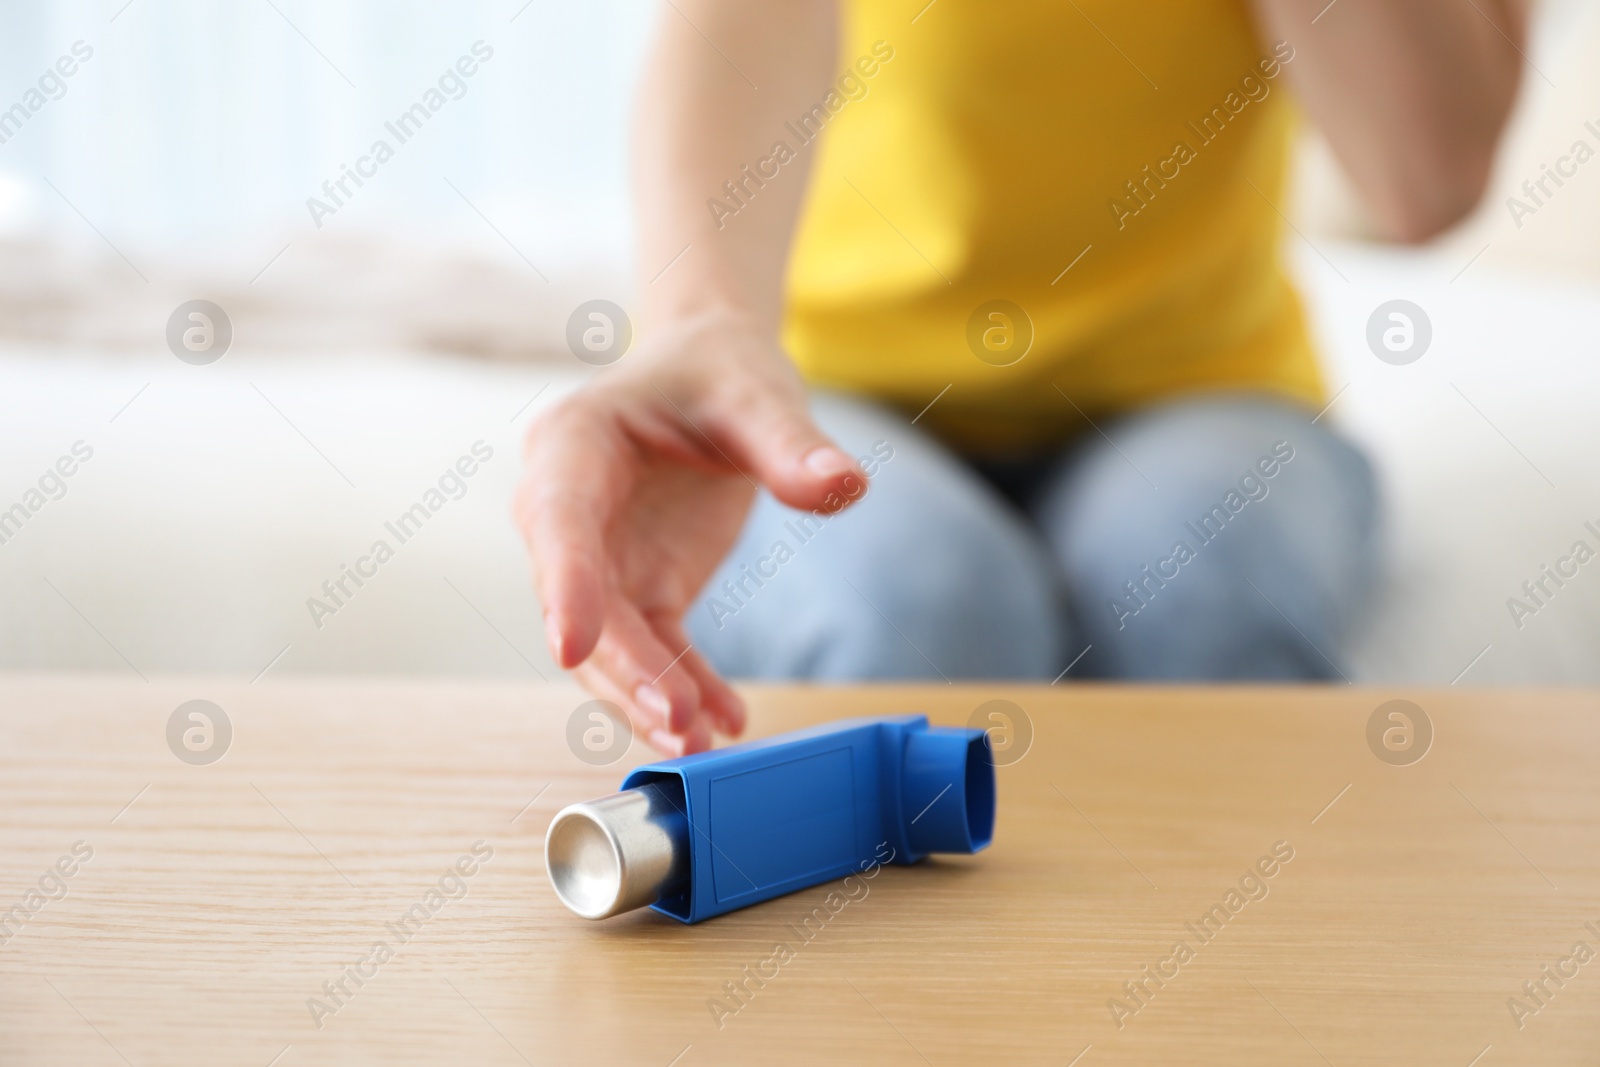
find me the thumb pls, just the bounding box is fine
[722,390,866,513]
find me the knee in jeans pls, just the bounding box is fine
[841,533,1063,680]
[1069,540,1345,679]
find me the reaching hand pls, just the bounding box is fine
[515,310,867,755]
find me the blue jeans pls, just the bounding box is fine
[688,390,1379,681]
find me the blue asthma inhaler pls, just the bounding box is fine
[544,715,996,923]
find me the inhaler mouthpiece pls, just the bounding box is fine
[544,784,687,919]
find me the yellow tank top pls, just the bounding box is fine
[780,0,1322,454]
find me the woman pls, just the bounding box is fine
[517,0,1525,754]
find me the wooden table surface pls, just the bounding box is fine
[1,677,1597,1066]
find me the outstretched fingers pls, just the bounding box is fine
[648,613,745,739]
[578,598,706,743]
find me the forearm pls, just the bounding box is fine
[1251,0,1527,241]
[632,0,836,331]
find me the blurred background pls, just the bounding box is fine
[4,0,1600,684]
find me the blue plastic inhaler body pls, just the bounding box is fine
[560,715,995,924]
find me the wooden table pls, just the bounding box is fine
[1,678,1596,1065]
